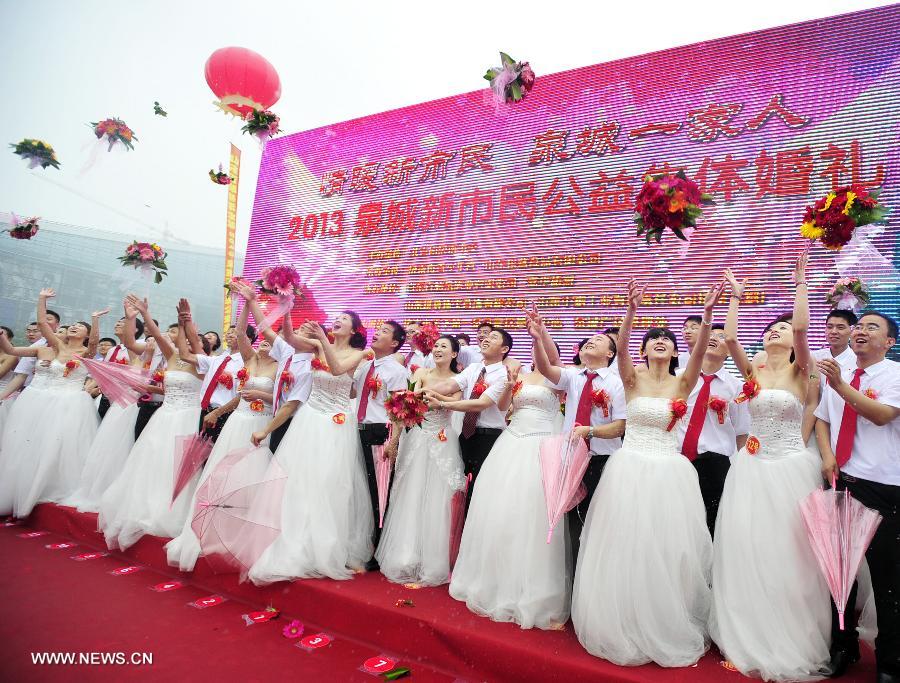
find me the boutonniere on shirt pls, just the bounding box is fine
[63,359,80,377]
[365,374,384,398]
[591,388,611,417]
[249,399,265,412]
[471,379,488,399]
[409,363,420,374]
[235,368,249,391]
[311,357,330,372]
[218,371,235,390]
[864,388,878,400]
[735,376,761,403]
[667,398,688,431]
[151,369,165,385]
[708,396,729,424]
[279,369,294,393]
[363,349,375,361]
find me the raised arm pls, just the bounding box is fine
[790,251,812,375]
[38,289,61,352]
[233,283,279,346]
[0,330,40,357]
[127,295,175,359]
[528,318,562,385]
[723,270,753,378]
[680,282,725,391]
[121,300,148,355]
[178,299,205,356]
[85,308,109,358]
[524,303,562,367]
[817,358,900,427]
[617,279,645,389]
[302,322,365,376]
[235,301,254,363]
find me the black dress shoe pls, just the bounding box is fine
[876,670,900,683]
[364,558,380,572]
[827,646,860,678]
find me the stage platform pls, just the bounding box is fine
[11,504,877,682]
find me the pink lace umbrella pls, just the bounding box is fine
[81,357,149,407]
[449,472,472,571]
[539,432,590,544]
[800,479,882,631]
[191,446,287,575]
[172,433,213,505]
[372,444,393,528]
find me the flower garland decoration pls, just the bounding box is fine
[635,170,713,244]
[826,277,870,313]
[241,109,282,143]
[118,241,168,283]
[10,138,60,169]
[365,374,383,398]
[90,117,138,152]
[800,184,889,251]
[311,357,330,372]
[63,359,80,377]
[209,164,233,185]
[746,435,760,455]
[411,322,440,355]
[483,52,535,104]
[666,398,688,431]
[235,368,249,391]
[282,620,304,639]
[735,376,761,403]
[249,399,265,412]
[384,384,429,429]
[591,388,611,417]
[153,101,167,117]
[708,396,729,424]
[5,214,40,240]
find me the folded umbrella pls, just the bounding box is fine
[82,356,149,408]
[539,431,590,543]
[172,433,213,505]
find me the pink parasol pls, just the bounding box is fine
[539,431,590,544]
[172,433,213,505]
[81,356,149,407]
[800,478,882,631]
[191,446,286,575]
[448,472,472,571]
[372,444,393,528]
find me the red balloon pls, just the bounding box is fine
[204,47,281,117]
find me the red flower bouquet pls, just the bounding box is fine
[411,322,440,355]
[235,368,248,391]
[118,241,167,283]
[209,164,233,185]
[90,117,137,152]
[591,389,611,417]
[708,396,729,424]
[666,398,688,431]
[6,214,39,240]
[800,185,889,251]
[634,170,713,244]
[735,377,761,403]
[384,387,429,429]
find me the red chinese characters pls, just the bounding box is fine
[574,122,624,157]
[457,188,495,226]
[528,129,572,165]
[383,157,419,187]
[319,169,347,197]
[354,202,383,237]
[754,147,814,198]
[686,102,744,143]
[458,144,494,175]
[385,198,419,233]
[745,94,810,131]
[419,150,456,182]
[348,162,380,192]
[819,141,885,191]
[498,182,536,221]
[588,171,634,214]
[542,176,584,216]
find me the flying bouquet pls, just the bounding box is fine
[90,117,138,152]
[484,52,535,104]
[826,277,869,313]
[153,101,168,117]
[5,214,39,240]
[800,185,889,251]
[209,164,233,185]
[634,170,713,244]
[384,382,429,429]
[410,322,440,355]
[118,241,168,283]
[254,265,301,331]
[241,109,281,144]
[10,138,60,169]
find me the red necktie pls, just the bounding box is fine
[403,350,415,367]
[574,371,598,428]
[834,368,866,468]
[682,374,716,461]
[108,345,121,363]
[201,356,231,409]
[357,362,376,423]
[461,367,487,439]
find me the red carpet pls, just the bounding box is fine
[0,504,878,682]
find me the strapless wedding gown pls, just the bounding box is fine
[710,389,830,681]
[166,376,275,571]
[247,370,372,584]
[572,396,712,667]
[376,406,465,586]
[449,384,570,629]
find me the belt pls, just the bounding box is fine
[358,422,387,432]
[472,427,502,435]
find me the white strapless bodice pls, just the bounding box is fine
[161,371,202,409]
[28,361,54,390]
[304,370,353,414]
[420,406,451,434]
[620,396,681,457]
[506,384,558,437]
[746,389,805,459]
[235,376,275,417]
[45,359,89,392]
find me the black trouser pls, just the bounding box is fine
[134,401,162,440]
[269,417,292,453]
[98,396,111,419]
[568,453,611,568]
[199,406,229,443]
[692,452,731,539]
[458,428,502,512]
[830,473,900,676]
[358,423,391,551]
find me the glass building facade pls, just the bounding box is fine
[0,214,243,342]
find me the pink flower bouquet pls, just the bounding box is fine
[119,241,167,283]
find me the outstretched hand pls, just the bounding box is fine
[39,288,56,299]
[703,281,726,314]
[794,248,809,284]
[723,269,747,299]
[91,308,111,319]
[626,279,646,311]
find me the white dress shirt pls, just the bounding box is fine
[814,359,900,486]
[104,343,129,363]
[811,345,857,371]
[675,367,750,457]
[354,355,410,424]
[553,366,626,455]
[457,344,483,369]
[270,337,313,405]
[14,338,48,386]
[453,360,508,430]
[197,351,244,408]
[677,350,692,371]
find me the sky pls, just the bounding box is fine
[1,0,895,253]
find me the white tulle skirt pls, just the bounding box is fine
[63,403,138,513]
[165,409,272,572]
[247,405,373,584]
[709,447,831,681]
[572,447,712,667]
[98,403,201,550]
[376,425,464,586]
[3,388,99,517]
[0,390,35,515]
[449,430,571,629]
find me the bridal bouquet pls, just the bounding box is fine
[209,164,233,185]
[90,117,138,152]
[10,138,60,169]
[484,52,535,104]
[384,384,429,429]
[800,185,888,251]
[241,109,281,143]
[255,265,301,296]
[410,322,440,354]
[118,241,168,283]
[634,170,713,244]
[6,214,40,240]
[825,277,869,313]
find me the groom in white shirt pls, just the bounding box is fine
[811,309,858,371]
